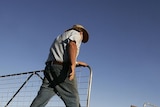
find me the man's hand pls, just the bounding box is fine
[76,61,88,67]
[69,61,88,81]
[69,64,75,81]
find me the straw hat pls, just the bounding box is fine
[72,24,89,43]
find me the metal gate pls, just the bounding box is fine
[0,66,92,107]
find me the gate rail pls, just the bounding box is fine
[0,66,92,107]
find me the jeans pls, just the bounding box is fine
[30,63,80,107]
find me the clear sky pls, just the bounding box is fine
[0,0,160,107]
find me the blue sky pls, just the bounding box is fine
[0,0,160,107]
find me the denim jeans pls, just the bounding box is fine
[30,63,80,107]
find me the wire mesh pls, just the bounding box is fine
[0,66,92,107]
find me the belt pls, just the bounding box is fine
[46,61,67,65]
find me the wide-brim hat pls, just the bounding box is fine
[72,24,89,43]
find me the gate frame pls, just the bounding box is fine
[0,66,93,107]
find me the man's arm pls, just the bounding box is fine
[68,41,77,81]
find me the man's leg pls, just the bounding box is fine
[30,86,56,107]
[49,64,80,107]
[56,74,80,107]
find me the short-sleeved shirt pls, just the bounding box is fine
[46,30,82,63]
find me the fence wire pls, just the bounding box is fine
[0,66,92,107]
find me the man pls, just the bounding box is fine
[30,24,89,107]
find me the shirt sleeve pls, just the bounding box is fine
[68,30,81,44]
